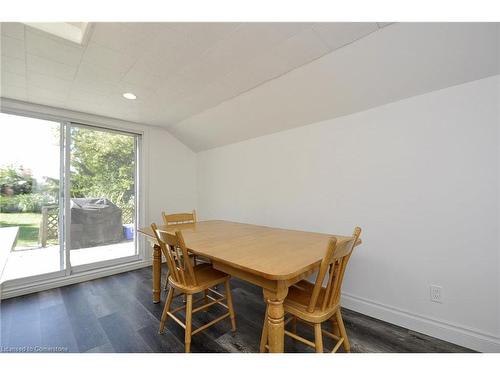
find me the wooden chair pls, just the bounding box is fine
[161,210,205,290]
[151,223,236,353]
[161,209,198,226]
[260,227,362,353]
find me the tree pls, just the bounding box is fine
[69,128,135,208]
[0,165,35,196]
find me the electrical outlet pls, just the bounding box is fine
[430,285,443,303]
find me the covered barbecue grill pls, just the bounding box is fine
[70,198,123,249]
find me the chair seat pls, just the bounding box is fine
[284,280,338,322]
[169,263,229,294]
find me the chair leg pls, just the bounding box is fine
[224,280,237,332]
[336,309,350,353]
[185,294,193,353]
[159,286,174,334]
[259,305,269,353]
[314,323,323,353]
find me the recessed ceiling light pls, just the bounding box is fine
[123,93,137,100]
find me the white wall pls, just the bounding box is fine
[197,75,500,352]
[146,126,197,232]
[143,126,197,260]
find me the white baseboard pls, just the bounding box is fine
[342,292,500,353]
[0,259,152,300]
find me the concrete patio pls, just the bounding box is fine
[1,240,135,282]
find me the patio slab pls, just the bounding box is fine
[2,240,136,282]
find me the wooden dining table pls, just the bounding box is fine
[138,220,361,353]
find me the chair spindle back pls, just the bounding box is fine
[151,223,197,287]
[162,210,197,225]
[307,227,362,313]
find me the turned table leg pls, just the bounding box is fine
[152,243,161,303]
[263,283,288,353]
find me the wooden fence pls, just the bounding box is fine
[39,205,59,247]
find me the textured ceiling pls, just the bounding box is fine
[0,22,386,126]
[171,22,500,150]
[1,22,498,151]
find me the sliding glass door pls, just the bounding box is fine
[67,124,139,270]
[0,113,64,281]
[1,112,141,284]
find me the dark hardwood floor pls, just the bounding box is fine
[0,267,474,353]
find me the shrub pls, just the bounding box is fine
[17,193,56,213]
[0,193,56,213]
[0,195,20,213]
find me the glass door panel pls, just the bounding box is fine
[0,113,64,281]
[67,124,138,268]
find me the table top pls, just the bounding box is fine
[138,220,361,281]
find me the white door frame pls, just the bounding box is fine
[0,102,148,296]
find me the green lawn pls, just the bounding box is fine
[0,212,43,248]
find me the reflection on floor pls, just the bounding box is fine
[2,240,135,281]
[0,267,475,353]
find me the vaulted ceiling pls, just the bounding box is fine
[1,22,499,151]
